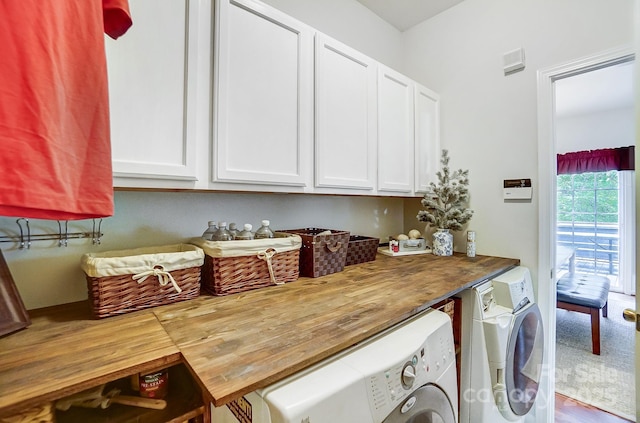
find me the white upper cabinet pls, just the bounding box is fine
[314,34,377,191]
[212,0,314,187]
[107,0,202,187]
[414,84,441,193]
[377,65,415,194]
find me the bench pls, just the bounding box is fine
[556,273,610,355]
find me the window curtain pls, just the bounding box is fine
[557,146,635,175]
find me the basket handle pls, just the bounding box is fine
[324,241,342,253]
[257,248,283,285]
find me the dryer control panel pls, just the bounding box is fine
[340,309,456,423]
[491,266,535,309]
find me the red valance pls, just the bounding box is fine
[557,146,635,175]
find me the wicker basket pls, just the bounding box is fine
[345,235,379,266]
[81,244,204,318]
[280,228,350,278]
[191,233,301,296]
[0,402,55,423]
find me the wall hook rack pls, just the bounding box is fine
[0,218,104,249]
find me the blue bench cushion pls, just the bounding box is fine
[557,273,610,309]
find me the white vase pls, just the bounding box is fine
[432,228,453,256]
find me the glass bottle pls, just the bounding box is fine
[228,222,239,240]
[254,220,275,239]
[211,222,232,241]
[235,224,254,240]
[202,221,218,240]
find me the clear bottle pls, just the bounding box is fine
[202,221,218,240]
[235,224,254,240]
[211,221,233,241]
[228,222,239,240]
[254,220,275,239]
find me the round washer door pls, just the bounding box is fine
[505,302,544,417]
[382,384,456,423]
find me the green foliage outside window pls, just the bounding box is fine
[557,171,618,224]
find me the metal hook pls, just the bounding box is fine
[92,218,103,245]
[57,221,69,247]
[16,218,30,249]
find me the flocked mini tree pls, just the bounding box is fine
[417,149,473,231]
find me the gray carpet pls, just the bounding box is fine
[555,292,636,421]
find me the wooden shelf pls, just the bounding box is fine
[55,364,206,423]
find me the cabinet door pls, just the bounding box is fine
[314,34,377,190]
[377,66,414,193]
[107,0,201,185]
[414,84,440,193]
[213,0,313,187]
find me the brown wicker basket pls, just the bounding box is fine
[81,244,204,319]
[192,233,301,296]
[345,235,380,266]
[0,402,55,423]
[280,228,350,277]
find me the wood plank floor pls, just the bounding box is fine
[555,393,634,423]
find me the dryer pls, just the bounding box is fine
[460,266,544,423]
[211,308,458,423]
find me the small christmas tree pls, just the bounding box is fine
[417,149,473,231]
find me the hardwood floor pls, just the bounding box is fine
[555,392,634,423]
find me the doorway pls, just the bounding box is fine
[536,46,636,423]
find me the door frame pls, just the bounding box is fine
[536,45,634,423]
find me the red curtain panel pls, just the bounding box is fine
[557,146,635,175]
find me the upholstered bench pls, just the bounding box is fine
[557,273,611,355]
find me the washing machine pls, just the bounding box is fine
[211,308,458,423]
[460,266,544,423]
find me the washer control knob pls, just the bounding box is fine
[401,364,416,389]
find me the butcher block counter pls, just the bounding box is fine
[0,252,518,419]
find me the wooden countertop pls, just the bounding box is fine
[0,302,181,418]
[154,252,518,406]
[0,251,518,417]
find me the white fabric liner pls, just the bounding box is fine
[190,233,302,258]
[81,244,205,277]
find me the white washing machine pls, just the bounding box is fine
[212,308,458,423]
[459,266,544,423]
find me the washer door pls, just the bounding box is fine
[505,302,544,417]
[382,384,456,423]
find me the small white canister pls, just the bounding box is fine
[466,231,476,257]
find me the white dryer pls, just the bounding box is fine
[460,266,544,423]
[212,308,458,423]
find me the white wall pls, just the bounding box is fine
[556,107,635,153]
[402,0,635,270]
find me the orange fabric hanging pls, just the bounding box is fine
[0,0,132,220]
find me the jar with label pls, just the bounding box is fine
[235,224,254,240]
[138,369,169,399]
[466,231,476,257]
[254,220,274,239]
[201,221,217,240]
[211,222,233,241]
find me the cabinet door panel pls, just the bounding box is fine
[415,84,440,193]
[214,0,313,186]
[315,34,377,190]
[377,66,414,193]
[107,0,198,182]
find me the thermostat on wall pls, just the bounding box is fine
[503,178,532,200]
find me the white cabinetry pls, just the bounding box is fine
[314,34,377,191]
[107,0,203,187]
[377,66,415,194]
[212,0,314,187]
[414,84,441,193]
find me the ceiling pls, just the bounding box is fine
[356,0,465,31]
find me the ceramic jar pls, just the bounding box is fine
[432,228,453,256]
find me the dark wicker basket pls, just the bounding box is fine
[345,235,380,266]
[280,228,350,277]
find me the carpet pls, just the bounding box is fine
[555,292,636,421]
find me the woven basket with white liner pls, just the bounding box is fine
[191,233,301,296]
[81,244,204,318]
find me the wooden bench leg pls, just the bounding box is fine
[590,307,601,355]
